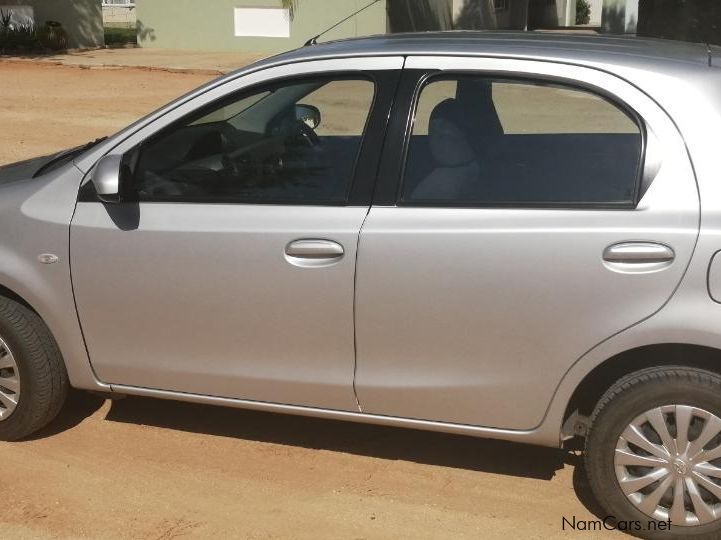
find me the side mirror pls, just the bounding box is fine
[295,104,321,130]
[91,154,123,203]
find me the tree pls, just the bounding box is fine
[282,0,301,20]
[637,0,721,46]
[576,0,591,25]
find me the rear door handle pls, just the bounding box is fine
[603,242,675,264]
[285,239,344,260]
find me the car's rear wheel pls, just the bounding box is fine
[0,295,68,441]
[586,366,721,539]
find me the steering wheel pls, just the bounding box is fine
[296,119,321,148]
[140,172,185,197]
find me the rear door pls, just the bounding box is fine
[354,56,699,430]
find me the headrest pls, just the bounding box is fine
[428,99,475,167]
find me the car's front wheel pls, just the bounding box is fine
[586,366,721,539]
[0,295,68,441]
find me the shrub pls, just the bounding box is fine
[0,11,68,53]
[37,21,68,51]
[576,0,591,25]
[0,9,11,30]
[104,26,137,46]
[0,23,40,53]
[0,8,41,53]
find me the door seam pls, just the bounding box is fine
[351,205,372,413]
[351,56,407,413]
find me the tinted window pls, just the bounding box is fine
[133,77,375,204]
[402,76,643,206]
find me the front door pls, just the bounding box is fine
[354,57,700,429]
[71,66,395,411]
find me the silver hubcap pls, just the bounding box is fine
[615,405,721,526]
[0,335,19,420]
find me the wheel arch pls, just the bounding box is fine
[0,283,40,315]
[0,276,107,393]
[563,343,721,429]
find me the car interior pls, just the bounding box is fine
[127,74,642,207]
[132,78,373,203]
[403,76,644,205]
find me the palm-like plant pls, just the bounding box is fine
[281,0,301,20]
[1,9,13,30]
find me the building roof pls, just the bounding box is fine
[249,31,721,76]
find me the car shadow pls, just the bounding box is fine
[104,395,574,481]
[26,391,606,519]
[572,459,609,521]
[26,389,106,440]
[22,391,607,518]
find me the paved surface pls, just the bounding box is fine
[0,60,621,539]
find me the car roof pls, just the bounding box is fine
[74,32,721,174]
[250,31,720,76]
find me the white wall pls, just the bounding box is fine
[602,0,639,34]
[102,5,136,27]
[588,0,603,25]
[562,0,575,26]
[233,7,290,38]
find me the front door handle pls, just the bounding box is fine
[285,239,344,260]
[603,242,675,264]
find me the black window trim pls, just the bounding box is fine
[79,69,402,207]
[376,69,648,211]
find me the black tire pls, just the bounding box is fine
[0,295,68,441]
[586,366,721,539]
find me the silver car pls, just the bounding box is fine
[2,32,721,538]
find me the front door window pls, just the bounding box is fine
[132,77,375,204]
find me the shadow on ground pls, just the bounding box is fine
[29,391,606,519]
[102,395,575,480]
[29,389,106,440]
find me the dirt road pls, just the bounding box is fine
[0,62,214,165]
[0,61,619,539]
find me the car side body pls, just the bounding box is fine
[2,31,721,451]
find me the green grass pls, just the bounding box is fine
[104,26,136,45]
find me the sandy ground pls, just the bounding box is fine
[0,61,620,539]
[1,49,264,75]
[0,62,217,165]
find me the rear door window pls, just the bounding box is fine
[401,75,643,207]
